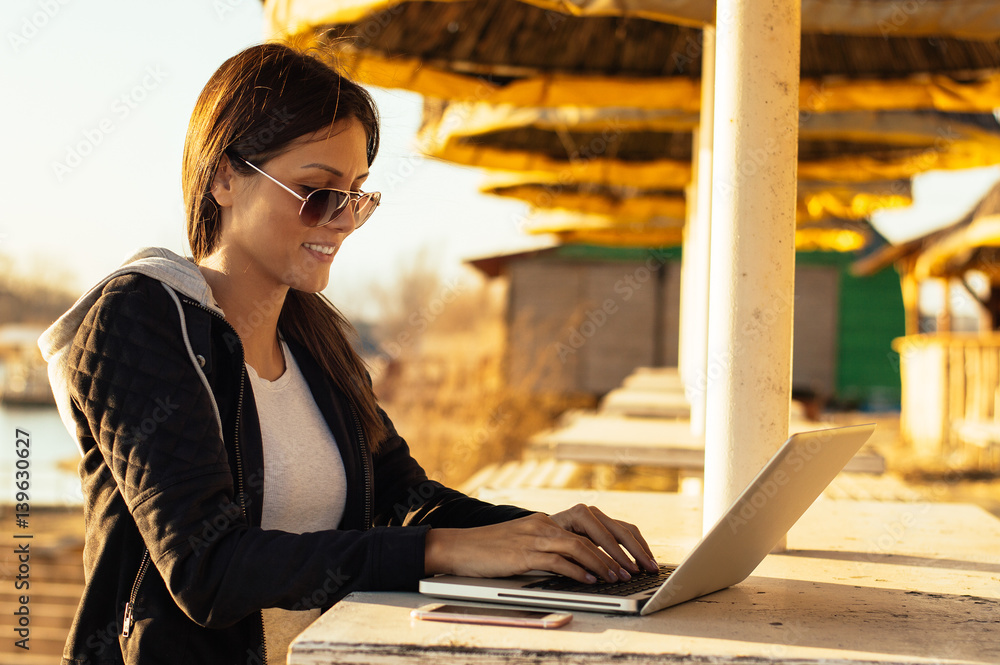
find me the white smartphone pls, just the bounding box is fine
[410,602,572,629]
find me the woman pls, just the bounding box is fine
[39,43,657,665]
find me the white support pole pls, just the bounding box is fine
[679,155,697,384]
[682,25,715,438]
[703,1,800,540]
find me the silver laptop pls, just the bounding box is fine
[420,423,875,615]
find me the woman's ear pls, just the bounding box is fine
[210,154,236,208]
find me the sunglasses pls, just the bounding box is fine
[227,152,381,229]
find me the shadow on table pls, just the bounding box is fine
[357,575,999,663]
[779,549,1000,574]
[558,576,1000,662]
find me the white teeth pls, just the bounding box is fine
[304,243,335,255]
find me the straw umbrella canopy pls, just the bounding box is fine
[264,0,1000,250]
[414,102,997,246]
[484,176,913,226]
[265,0,1000,112]
[853,181,1000,283]
[267,0,1000,38]
[416,102,1000,188]
[519,206,873,251]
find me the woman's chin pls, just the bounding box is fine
[282,258,333,294]
[291,273,331,295]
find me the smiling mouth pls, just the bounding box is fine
[303,242,336,255]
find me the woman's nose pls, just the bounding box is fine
[324,207,357,233]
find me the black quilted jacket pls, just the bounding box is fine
[39,248,532,665]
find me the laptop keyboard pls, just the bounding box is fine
[522,565,676,596]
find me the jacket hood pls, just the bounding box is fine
[38,247,223,452]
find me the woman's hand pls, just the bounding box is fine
[549,503,658,577]
[424,506,657,584]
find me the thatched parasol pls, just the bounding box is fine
[266,0,1000,111]
[522,207,872,250]
[262,0,1000,253]
[416,103,1000,187]
[850,179,1000,335]
[414,103,990,243]
[263,0,1000,251]
[483,176,913,225]
[268,0,1000,39]
[853,180,1000,281]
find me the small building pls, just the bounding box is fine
[853,181,1000,465]
[468,244,904,409]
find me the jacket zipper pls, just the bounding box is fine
[348,403,373,529]
[121,549,150,636]
[120,297,268,663]
[160,298,372,662]
[182,298,267,665]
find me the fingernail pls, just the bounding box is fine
[585,573,597,583]
[619,567,631,581]
[607,569,618,582]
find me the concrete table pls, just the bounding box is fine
[288,490,1000,665]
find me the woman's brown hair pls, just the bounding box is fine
[182,42,388,449]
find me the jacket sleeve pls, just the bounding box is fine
[69,274,430,628]
[370,397,537,529]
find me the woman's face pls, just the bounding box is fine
[209,116,370,294]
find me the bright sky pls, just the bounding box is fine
[0,0,542,321]
[2,0,998,322]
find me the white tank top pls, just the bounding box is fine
[245,338,348,662]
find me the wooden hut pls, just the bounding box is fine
[852,180,1000,465]
[470,244,904,408]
